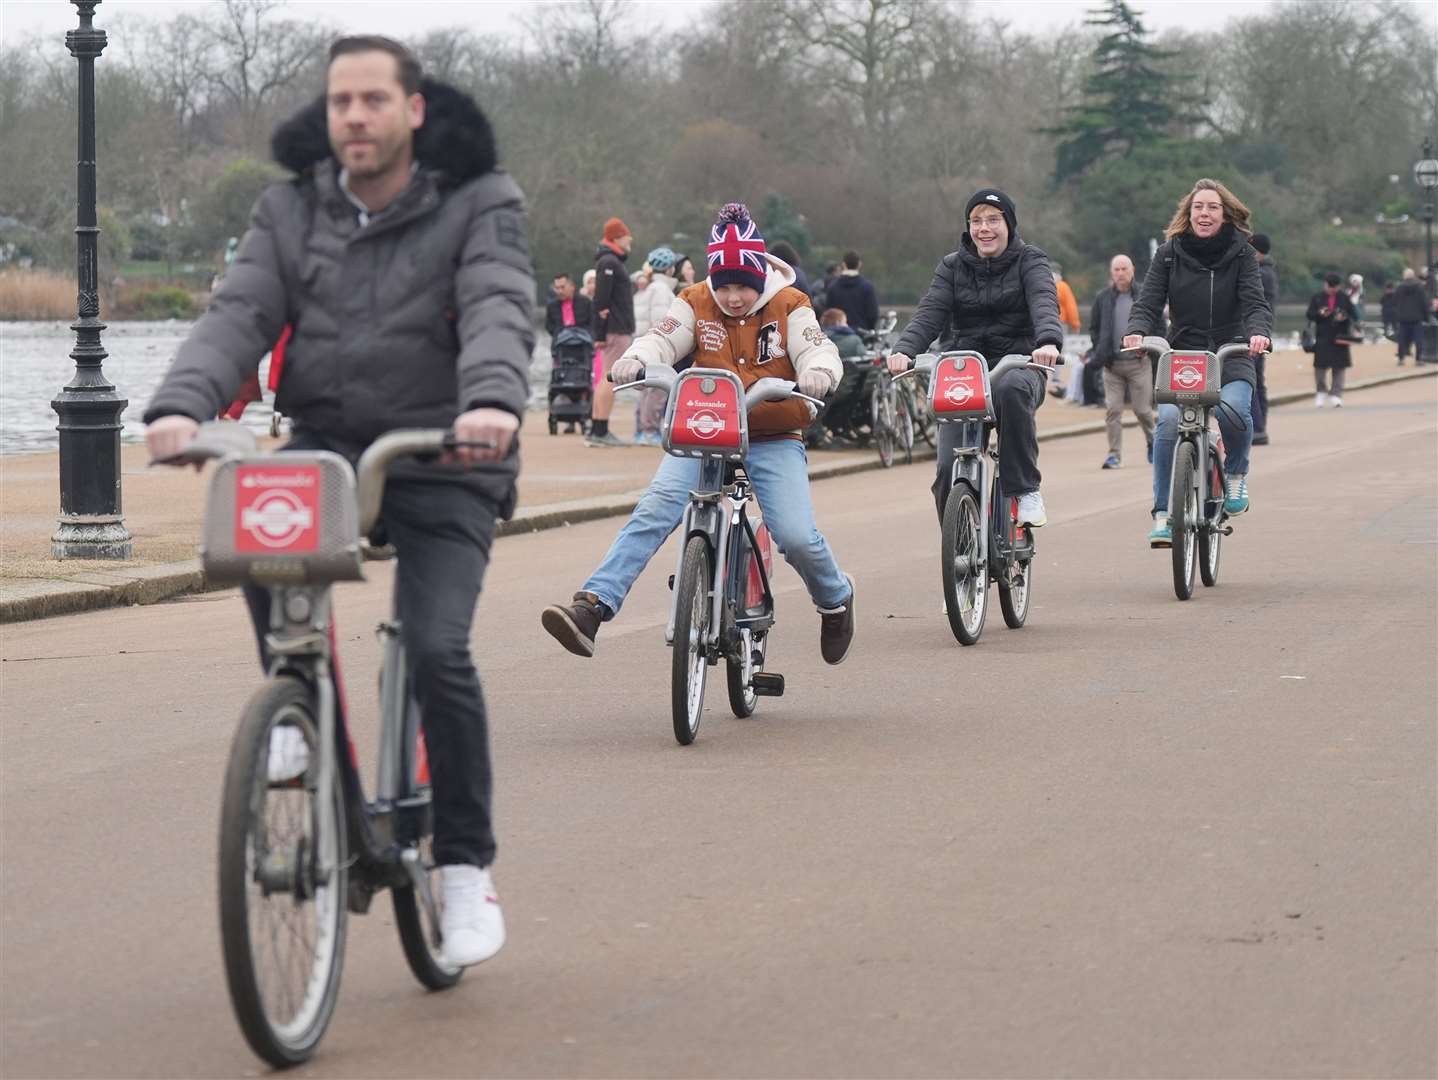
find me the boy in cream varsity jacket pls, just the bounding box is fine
[542,203,856,665]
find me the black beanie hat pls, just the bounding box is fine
[965,188,1018,236]
[1249,233,1271,255]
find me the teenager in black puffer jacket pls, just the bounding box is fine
[888,189,1064,528]
[1124,178,1272,547]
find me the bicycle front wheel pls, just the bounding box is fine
[218,676,347,1068]
[874,389,896,468]
[672,535,713,745]
[941,484,988,645]
[1171,442,1198,601]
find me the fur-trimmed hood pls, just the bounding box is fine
[271,78,498,184]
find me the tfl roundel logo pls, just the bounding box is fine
[234,465,320,553]
[685,410,726,440]
[943,378,976,406]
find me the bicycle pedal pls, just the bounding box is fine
[751,672,785,697]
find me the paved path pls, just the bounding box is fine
[1,377,1434,1077]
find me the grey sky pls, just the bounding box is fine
[7,0,1432,50]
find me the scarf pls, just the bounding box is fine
[1179,222,1236,268]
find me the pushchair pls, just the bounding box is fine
[548,325,595,435]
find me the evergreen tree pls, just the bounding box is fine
[1048,0,1181,184]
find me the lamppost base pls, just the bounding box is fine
[1419,323,1438,365]
[52,518,133,561]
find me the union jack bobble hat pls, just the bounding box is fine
[706,203,767,291]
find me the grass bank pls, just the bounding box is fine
[0,268,201,321]
[0,269,73,320]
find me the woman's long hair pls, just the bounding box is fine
[1164,178,1253,239]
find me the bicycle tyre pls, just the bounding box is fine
[218,676,347,1068]
[895,392,915,464]
[941,485,987,645]
[910,381,937,448]
[874,388,895,469]
[672,535,712,745]
[1199,445,1223,588]
[726,631,766,718]
[1171,442,1198,601]
[998,549,1033,629]
[393,836,463,991]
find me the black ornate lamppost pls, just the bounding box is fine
[1414,139,1438,365]
[52,0,132,559]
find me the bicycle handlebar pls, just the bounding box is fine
[1123,336,1264,363]
[611,365,825,411]
[893,351,1063,382]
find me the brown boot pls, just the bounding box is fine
[541,592,605,658]
[818,574,855,666]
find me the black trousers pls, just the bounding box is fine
[932,366,1046,521]
[245,433,500,868]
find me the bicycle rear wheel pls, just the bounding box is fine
[941,484,987,645]
[726,630,766,718]
[1199,445,1223,587]
[672,535,712,744]
[873,387,896,468]
[1171,442,1198,600]
[999,551,1033,629]
[218,676,347,1068]
[895,392,915,464]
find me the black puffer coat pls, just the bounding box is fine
[591,245,634,338]
[894,233,1064,365]
[1127,228,1272,387]
[145,79,535,515]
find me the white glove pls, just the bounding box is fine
[611,356,644,385]
[797,368,835,398]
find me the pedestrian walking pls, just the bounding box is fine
[1379,281,1397,340]
[1088,254,1154,469]
[1053,263,1081,334]
[769,240,811,296]
[825,251,880,331]
[1249,233,1278,444]
[1393,268,1427,365]
[674,254,696,286]
[631,245,680,445]
[545,272,593,337]
[1307,272,1358,406]
[588,217,636,447]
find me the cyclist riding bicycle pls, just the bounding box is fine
[541,202,857,665]
[886,189,1064,526]
[143,37,533,969]
[1122,177,1272,547]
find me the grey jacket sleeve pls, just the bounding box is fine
[894,256,955,357]
[1020,246,1064,349]
[454,171,536,419]
[1236,246,1274,339]
[1127,245,1171,337]
[142,186,290,422]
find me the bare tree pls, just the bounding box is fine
[204,0,331,150]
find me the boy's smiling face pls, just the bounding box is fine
[715,283,759,316]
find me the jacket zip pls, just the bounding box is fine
[1207,269,1215,351]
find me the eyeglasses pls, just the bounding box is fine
[968,215,1005,230]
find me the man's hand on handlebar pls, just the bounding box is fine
[146,415,200,465]
[1031,344,1061,368]
[886,351,912,375]
[1248,335,1270,356]
[611,356,644,385]
[1121,334,1143,352]
[449,407,518,465]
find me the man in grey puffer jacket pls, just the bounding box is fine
[144,37,533,970]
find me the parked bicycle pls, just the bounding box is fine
[1128,336,1253,600]
[158,423,495,1067]
[856,311,913,468]
[611,365,823,744]
[896,350,1060,645]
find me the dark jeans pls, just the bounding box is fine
[245,432,500,868]
[1396,321,1423,361]
[932,365,1046,521]
[1251,352,1268,435]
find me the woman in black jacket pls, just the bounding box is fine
[1123,178,1272,547]
[887,189,1064,528]
[1305,272,1358,406]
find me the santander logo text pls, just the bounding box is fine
[685,410,727,440]
[240,490,315,548]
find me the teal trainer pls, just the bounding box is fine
[1148,513,1172,548]
[1223,474,1249,515]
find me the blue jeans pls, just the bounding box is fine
[1152,380,1253,514]
[583,438,851,617]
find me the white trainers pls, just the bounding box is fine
[440,864,505,967]
[1015,491,1048,528]
[267,724,310,783]
[1330,396,1343,408]
[1315,392,1328,408]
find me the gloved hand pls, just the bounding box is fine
[611,356,644,385]
[797,368,835,398]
